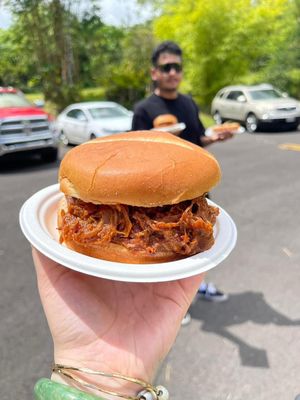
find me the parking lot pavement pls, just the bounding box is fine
[1,130,300,400]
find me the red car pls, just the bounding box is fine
[0,87,59,161]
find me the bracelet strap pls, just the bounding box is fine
[52,364,169,400]
[34,378,104,400]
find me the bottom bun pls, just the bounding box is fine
[61,237,185,264]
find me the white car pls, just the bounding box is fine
[56,101,133,144]
[211,84,300,132]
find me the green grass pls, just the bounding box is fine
[80,87,106,102]
[25,92,43,102]
[200,112,215,128]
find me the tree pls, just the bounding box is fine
[0,27,33,87]
[263,0,300,97]
[77,14,124,88]
[3,0,86,110]
[153,0,296,105]
[102,23,156,109]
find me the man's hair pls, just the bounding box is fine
[151,41,182,66]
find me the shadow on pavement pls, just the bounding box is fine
[190,291,300,368]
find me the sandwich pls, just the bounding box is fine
[212,122,240,133]
[153,114,178,128]
[152,114,185,135]
[58,131,221,264]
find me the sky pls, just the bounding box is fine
[0,0,155,29]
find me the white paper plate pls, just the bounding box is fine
[151,122,186,134]
[205,126,245,136]
[19,184,237,282]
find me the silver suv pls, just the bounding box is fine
[211,84,300,132]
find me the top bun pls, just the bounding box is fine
[59,131,221,207]
[153,114,178,127]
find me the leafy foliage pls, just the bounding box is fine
[102,24,156,109]
[0,0,299,110]
[154,0,299,104]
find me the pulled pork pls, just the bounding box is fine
[59,194,219,257]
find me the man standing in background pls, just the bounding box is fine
[132,41,235,322]
[132,40,233,146]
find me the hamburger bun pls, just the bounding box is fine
[212,122,240,133]
[153,114,178,128]
[59,131,221,207]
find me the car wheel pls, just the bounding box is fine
[286,123,299,132]
[213,111,223,125]
[90,133,96,140]
[59,130,69,145]
[41,148,58,162]
[246,113,258,133]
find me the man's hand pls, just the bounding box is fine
[201,126,235,146]
[32,248,203,394]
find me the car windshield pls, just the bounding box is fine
[248,89,283,101]
[0,93,32,108]
[88,106,129,119]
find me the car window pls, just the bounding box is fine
[66,109,87,121]
[88,106,129,119]
[248,89,283,100]
[0,93,32,108]
[226,91,244,101]
[216,90,226,98]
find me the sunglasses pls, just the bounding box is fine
[157,63,183,73]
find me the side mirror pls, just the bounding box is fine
[282,92,289,98]
[237,95,246,103]
[34,99,45,108]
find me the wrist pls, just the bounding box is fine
[53,354,152,398]
[51,358,167,400]
[201,135,215,146]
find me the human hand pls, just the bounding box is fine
[32,248,203,395]
[209,125,235,142]
[201,125,235,147]
[210,131,234,142]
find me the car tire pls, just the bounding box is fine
[41,148,58,162]
[213,111,223,125]
[286,123,299,132]
[59,130,69,146]
[246,113,259,133]
[90,133,96,140]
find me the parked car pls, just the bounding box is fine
[211,84,300,132]
[0,87,59,161]
[55,101,133,145]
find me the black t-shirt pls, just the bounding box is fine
[132,93,205,146]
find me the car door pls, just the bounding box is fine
[224,90,247,121]
[63,109,79,143]
[73,109,89,143]
[65,109,88,144]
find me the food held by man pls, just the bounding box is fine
[153,114,179,128]
[212,122,241,133]
[58,131,221,264]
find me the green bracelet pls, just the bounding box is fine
[34,378,105,400]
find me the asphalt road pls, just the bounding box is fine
[1,129,300,400]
